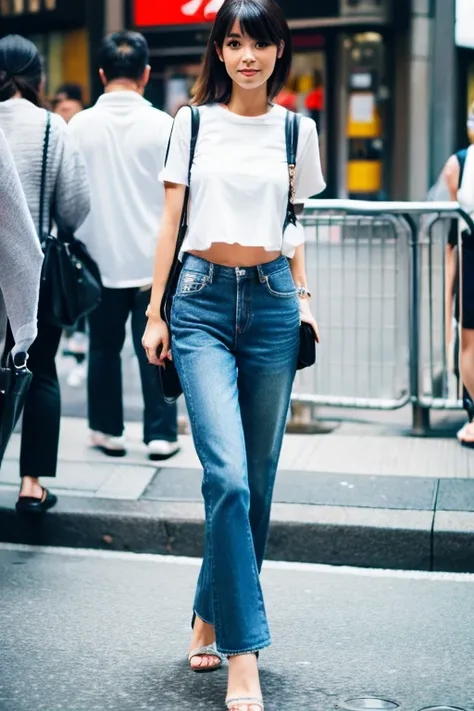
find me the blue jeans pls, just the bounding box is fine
[171,254,300,655]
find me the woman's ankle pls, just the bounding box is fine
[190,614,216,648]
[19,476,42,497]
[227,653,261,697]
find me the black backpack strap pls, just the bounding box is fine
[39,111,51,241]
[163,105,200,186]
[284,110,301,230]
[174,106,200,260]
[187,105,200,185]
[457,148,469,186]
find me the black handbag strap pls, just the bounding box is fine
[39,111,52,240]
[170,105,201,264]
[284,110,301,230]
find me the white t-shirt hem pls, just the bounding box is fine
[161,103,326,254]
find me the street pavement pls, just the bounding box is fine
[1,280,472,571]
[1,543,474,711]
[2,412,474,571]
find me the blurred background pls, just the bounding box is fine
[0,0,471,204]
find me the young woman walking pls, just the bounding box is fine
[0,35,90,513]
[142,1,325,709]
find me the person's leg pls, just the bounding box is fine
[88,288,131,448]
[237,260,300,564]
[19,321,63,502]
[131,288,178,454]
[459,328,474,443]
[171,257,270,658]
[231,258,299,710]
[238,340,299,571]
[457,237,474,444]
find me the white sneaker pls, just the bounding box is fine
[90,431,127,457]
[147,440,180,461]
[67,362,87,388]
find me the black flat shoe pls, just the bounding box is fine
[16,488,57,515]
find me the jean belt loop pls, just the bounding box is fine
[257,264,265,283]
[208,262,214,284]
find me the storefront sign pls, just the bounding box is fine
[134,0,224,26]
[134,0,339,27]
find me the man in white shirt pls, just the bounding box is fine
[69,31,179,460]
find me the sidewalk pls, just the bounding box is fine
[1,416,474,572]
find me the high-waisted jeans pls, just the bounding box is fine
[171,254,300,655]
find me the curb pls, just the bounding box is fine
[3,491,472,572]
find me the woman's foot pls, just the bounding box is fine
[226,654,262,711]
[457,421,474,447]
[188,613,223,672]
[16,476,57,515]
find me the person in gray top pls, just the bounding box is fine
[0,35,90,514]
[0,126,43,355]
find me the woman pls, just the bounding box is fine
[143,1,324,708]
[0,127,43,358]
[0,35,90,513]
[444,106,474,446]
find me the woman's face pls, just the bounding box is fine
[216,20,283,94]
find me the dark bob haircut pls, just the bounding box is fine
[0,34,43,107]
[98,31,149,83]
[193,0,292,106]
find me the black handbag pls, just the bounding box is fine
[284,110,317,371]
[38,112,102,330]
[158,105,201,403]
[0,329,32,467]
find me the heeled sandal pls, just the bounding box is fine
[225,696,264,711]
[188,643,225,673]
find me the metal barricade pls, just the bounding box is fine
[293,200,474,434]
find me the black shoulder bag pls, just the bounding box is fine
[158,105,201,403]
[0,328,32,467]
[285,110,317,371]
[38,112,102,330]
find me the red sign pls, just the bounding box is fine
[134,0,224,26]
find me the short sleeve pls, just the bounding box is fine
[159,106,192,186]
[295,117,326,200]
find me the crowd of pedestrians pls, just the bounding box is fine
[0,29,183,511]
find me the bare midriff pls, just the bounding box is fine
[188,243,281,268]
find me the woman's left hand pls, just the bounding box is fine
[299,298,320,343]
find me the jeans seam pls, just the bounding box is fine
[263,275,298,299]
[175,347,220,637]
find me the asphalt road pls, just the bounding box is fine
[1,545,474,711]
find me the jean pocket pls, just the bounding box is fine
[262,267,298,298]
[176,269,209,297]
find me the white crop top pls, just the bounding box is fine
[159,103,326,257]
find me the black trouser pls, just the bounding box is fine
[88,286,178,443]
[20,321,62,478]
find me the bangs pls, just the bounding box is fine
[221,1,282,45]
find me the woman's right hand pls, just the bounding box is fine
[142,318,171,367]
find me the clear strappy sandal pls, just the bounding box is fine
[225,697,264,711]
[188,643,225,673]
